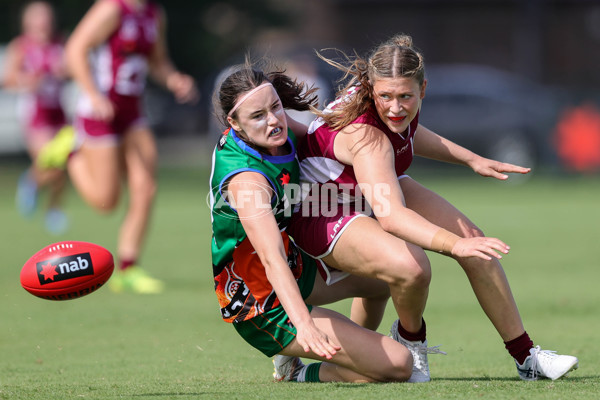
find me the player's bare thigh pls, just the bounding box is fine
[322,216,429,284]
[69,139,123,210]
[400,177,482,238]
[305,268,389,306]
[25,127,56,159]
[26,127,66,183]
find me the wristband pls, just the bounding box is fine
[431,228,460,254]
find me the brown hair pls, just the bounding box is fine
[213,58,318,128]
[316,34,425,131]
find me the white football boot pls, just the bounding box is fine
[515,346,579,381]
[390,319,446,383]
[273,355,305,382]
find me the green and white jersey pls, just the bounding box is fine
[209,128,301,323]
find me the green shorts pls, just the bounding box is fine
[233,253,317,357]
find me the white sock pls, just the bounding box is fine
[295,364,309,382]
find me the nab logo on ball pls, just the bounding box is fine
[21,241,114,301]
[36,253,94,285]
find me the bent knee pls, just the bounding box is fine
[93,194,120,212]
[130,175,157,202]
[370,353,413,382]
[376,254,431,289]
[383,367,412,383]
[84,185,120,212]
[374,365,412,383]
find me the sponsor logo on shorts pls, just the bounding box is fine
[36,253,94,285]
[329,216,346,239]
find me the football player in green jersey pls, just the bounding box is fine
[209,62,413,383]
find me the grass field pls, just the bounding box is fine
[1,159,599,399]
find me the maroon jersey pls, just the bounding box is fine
[296,90,419,203]
[76,0,159,137]
[287,89,419,258]
[16,35,66,131]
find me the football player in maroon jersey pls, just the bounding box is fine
[4,1,69,234]
[42,0,198,293]
[288,34,577,381]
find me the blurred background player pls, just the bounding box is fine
[40,0,198,293]
[3,1,69,235]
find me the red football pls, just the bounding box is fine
[20,241,114,301]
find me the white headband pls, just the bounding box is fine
[227,82,273,118]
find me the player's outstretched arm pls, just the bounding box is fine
[2,39,36,91]
[148,7,198,104]
[413,124,531,180]
[228,172,341,359]
[65,0,120,121]
[467,157,531,180]
[339,124,509,260]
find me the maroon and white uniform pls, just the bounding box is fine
[288,90,419,281]
[16,35,66,136]
[75,0,159,143]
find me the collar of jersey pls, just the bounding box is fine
[229,128,296,164]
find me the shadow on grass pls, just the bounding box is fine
[434,377,520,382]
[317,376,598,386]
[433,375,598,382]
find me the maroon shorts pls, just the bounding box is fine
[29,106,66,131]
[289,208,368,258]
[22,103,65,144]
[75,96,146,144]
[288,204,370,285]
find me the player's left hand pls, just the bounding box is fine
[451,236,510,261]
[167,72,199,104]
[469,156,531,180]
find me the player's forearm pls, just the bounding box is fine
[2,48,29,90]
[377,205,459,254]
[414,124,478,167]
[435,136,478,167]
[148,59,177,88]
[3,71,31,90]
[263,255,313,328]
[65,41,102,100]
[2,62,21,88]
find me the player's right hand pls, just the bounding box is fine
[295,322,341,360]
[451,236,510,261]
[89,93,115,121]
